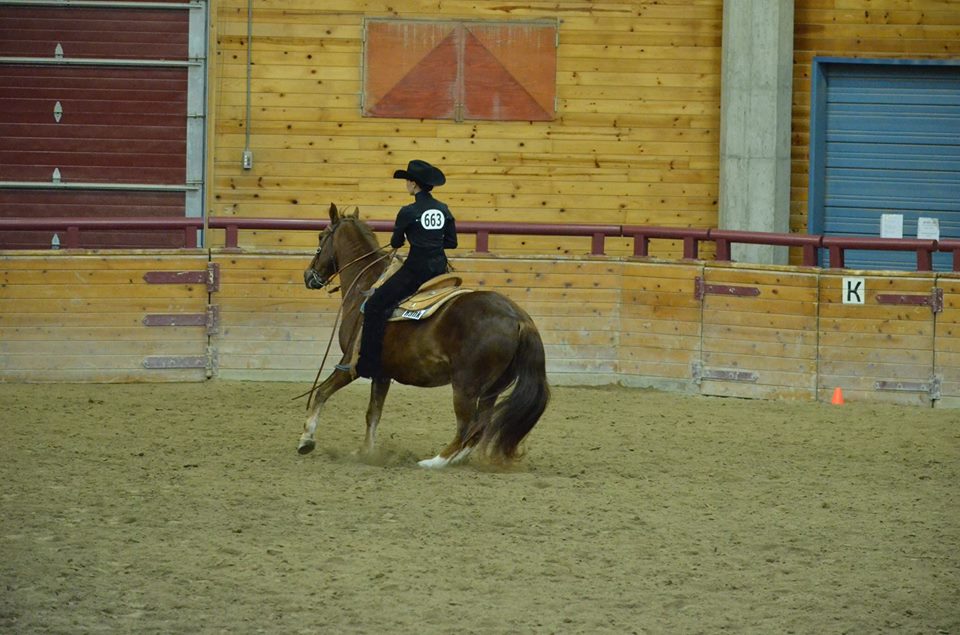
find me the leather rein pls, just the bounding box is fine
[296,223,396,407]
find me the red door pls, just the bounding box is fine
[0,2,200,248]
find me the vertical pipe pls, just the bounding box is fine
[226,225,239,249]
[632,234,648,258]
[242,0,253,169]
[591,232,605,256]
[715,238,731,261]
[475,230,489,253]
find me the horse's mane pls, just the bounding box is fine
[338,216,386,255]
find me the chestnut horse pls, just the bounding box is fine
[298,204,550,468]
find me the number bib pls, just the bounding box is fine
[420,209,446,230]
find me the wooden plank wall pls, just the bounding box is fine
[458,256,623,385]
[0,252,210,382]
[208,254,958,407]
[699,265,819,401]
[210,252,340,381]
[210,251,626,384]
[619,261,703,392]
[819,272,938,407]
[210,1,722,256]
[936,275,960,407]
[791,0,960,246]
[6,250,960,408]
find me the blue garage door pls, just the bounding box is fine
[809,59,960,271]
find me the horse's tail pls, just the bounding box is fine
[484,317,550,461]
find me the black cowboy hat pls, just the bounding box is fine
[393,159,446,187]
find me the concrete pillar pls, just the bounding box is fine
[719,0,794,264]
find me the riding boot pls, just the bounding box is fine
[356,310,387,379]
[355,264,422,379]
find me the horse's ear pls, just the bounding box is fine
[328,203,339,223]
[349,206,359,219]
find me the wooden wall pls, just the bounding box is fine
[619,261,703,392]
[698,265,819,401]
[0,252,210,382]
[211,251,339,380]
[209,0,723,256]
[5,249,960,408]
[208,255,960,408]
[791,0,960,240]
[936,275,960,408]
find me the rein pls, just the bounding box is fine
[295,240,397,408]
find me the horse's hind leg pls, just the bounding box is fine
[363,377,391,454]
[298,369,354,454]
[418,386,481,469]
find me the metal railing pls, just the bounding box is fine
[0,217,204,248]
[1,215,957,272]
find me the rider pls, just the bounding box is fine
[355,159,457,379]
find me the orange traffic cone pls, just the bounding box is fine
[831,387,844,405]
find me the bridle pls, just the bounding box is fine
[305,219,393,294]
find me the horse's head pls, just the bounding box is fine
[304,203,366,289]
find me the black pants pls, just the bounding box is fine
[356,263,431,378]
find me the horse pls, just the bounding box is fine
[298,203,550,468]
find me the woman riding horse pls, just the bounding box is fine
[300,196,550,467]
[355,159,457,379]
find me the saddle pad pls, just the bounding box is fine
[389,287,473,321]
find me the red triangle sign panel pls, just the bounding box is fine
[462,29,552,121]
[366,32,458,119]
[363,20,556,122]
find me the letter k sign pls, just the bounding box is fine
[842,277,865,305]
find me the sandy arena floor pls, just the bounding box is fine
[1,381,958,634]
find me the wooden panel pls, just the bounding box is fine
[462,21,556,121]
[211,252,342,381]
[453,256,622,384]
[6,249,960,412]
[211,252,625,384]
[0,253,209,382]
[699,265,819,400]
[210,2,722,255]
[935,275,960,407]
[362,20,457,119]
[362,19,556,121]
[619,260,702,390]
[818,272,936,406]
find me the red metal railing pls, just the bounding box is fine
[207,217,622,256]
[821,236,938,272]
[710,230,823,267]
[622,226,710,259]
[0,217,203,248]
[1,216,957,272]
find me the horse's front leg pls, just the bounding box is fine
[363,377,392,454]
[298,369,355,454]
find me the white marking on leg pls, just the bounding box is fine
[305,412,319,438]
[299,412,320,449]
[449,447,473,464]
[418,454,450,469]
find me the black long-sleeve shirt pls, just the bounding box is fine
[390,191,457,275]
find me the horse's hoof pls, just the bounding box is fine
[418,455,449,469]
[297,440,316,455]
